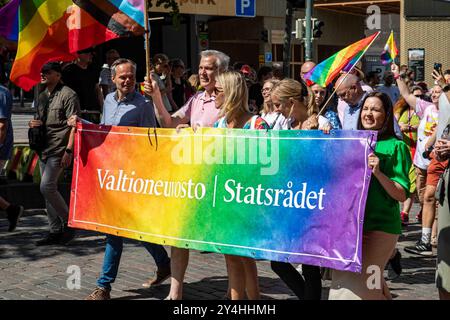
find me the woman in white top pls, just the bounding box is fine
[260,79,286,129]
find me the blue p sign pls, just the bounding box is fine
[236,0,256,17]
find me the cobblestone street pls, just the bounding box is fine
[0,205,439,300]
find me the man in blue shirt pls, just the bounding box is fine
[0,84,23,232]
[69,58,170,300]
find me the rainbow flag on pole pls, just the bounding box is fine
[380,31,398,65]
[304,32,380,87]
[0,0,20,41]
[10,0,145,91]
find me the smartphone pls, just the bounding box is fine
[434,63,443,74]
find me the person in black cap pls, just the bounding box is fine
[62,48,102,123]
[28,61,80,245]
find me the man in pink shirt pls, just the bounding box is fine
[147,50,229,129]
[144,50,230,300]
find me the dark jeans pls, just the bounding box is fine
[97,235,170,290]
[271,261,322,300]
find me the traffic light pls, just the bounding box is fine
[313,20,324,38]
[287,0,306,9]
[295,19,305,40]
[261,29,269,42]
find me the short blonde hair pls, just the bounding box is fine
[271,79,318,117]
[216,71,250,122]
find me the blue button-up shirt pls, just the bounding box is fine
[342,93,368,130]
[101,91,157,127]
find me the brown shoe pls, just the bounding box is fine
[85,287,111,300]
[142,265,171,288]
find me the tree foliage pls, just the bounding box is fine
[151,0,180,26]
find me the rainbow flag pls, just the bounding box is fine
[304,32,380,87]
[380,31,398,65]
[0,0,20,41]
[10,0,145,91]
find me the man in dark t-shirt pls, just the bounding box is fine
[62,48,102,123]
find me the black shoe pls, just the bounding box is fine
[404,240,433,256]
[35,232,63,246]
[59,225,76,245]
[6,205,24,232]
[388,250,402,278]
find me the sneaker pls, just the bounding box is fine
[404,240,433,256]
[142,265,171,288]
[59,224,76,245]
[35,232,63,246]
[388,250,402,278]
[400,211,409,226]
[6,205,24,232]
[85,287,111,300]
[416,210,422,223]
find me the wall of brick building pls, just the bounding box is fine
[400,1,450,86]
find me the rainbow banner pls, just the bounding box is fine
[304,32,380,87]
[380,31,398,65]
[69,124,377,272]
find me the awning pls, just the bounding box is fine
[314,0,400,16]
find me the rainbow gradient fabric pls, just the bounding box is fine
[380,31,399,65]
[0,0,19,41]
[304,32,380,87]
[69,124,377,272]
[10,0,145,91]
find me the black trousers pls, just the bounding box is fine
[271,261,322,300]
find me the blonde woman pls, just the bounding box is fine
[213,71,269,300]
[268,78,326,300]
[271,79,330,130]
[260,79,287,129]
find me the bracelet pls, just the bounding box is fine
[65,148,73,154]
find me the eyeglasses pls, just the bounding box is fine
[337,86,354,99]
[214,87,224,95]
[261,87,272,93]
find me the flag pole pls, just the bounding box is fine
[144,0,151,79]
[317,31,381,117]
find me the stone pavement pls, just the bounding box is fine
[0,205,439,300]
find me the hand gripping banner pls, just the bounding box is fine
[69,123,377,272]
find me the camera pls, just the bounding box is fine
[422,145,434,160]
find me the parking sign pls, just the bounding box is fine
[236,0,256,17]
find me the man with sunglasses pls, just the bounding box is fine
[28,62,80,246]
[335,73,367,130]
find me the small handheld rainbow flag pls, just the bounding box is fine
[304,32,380,87]
[380,31,398,65]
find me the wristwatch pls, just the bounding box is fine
[65,148,73,154]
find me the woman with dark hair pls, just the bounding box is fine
[310,83,341,129]
[169,58,193,111]
[329,92,411,300]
